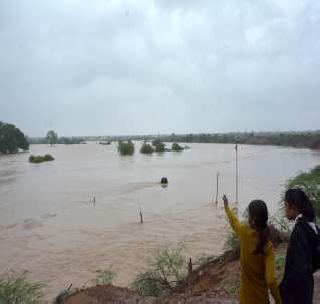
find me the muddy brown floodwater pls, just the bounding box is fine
[0,142,319,302]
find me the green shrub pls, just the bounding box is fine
[0,275,44,304]
[140,142,154,154]
[43,154,54,161]
[171,143,184,151]
[29,154,54,163]
[130,271,163,297]
[29,155,42,163]
[130,243,187,297]
[95,268,117,285]
[273,165,320,233]
[117,141,134,156]
[151,140,166,152]
[155,142,165,153]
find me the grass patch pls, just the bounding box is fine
[94,268,117,285]
[0,275,44,304]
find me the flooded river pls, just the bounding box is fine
[0,142,319,301]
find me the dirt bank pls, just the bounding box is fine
[61,240,320,304]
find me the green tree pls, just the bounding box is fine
[171,142,184,151]
[155,142,165,153]
[0,121,29,154]
[46,130,58,146]
[152,140,165,153]
[140,142,154,154]
[117,140,134,156]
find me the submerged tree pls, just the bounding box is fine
[0,121,29,154]
[46,130,58,147]
[171,142,184,151]
[155,142,165,152]
[152,140,165,153]
[140,142,154,154]
[117,140,134,156]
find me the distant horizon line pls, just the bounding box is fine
[29,129,320,139]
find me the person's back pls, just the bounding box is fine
[223,195,281,304]
[238,224,278,303]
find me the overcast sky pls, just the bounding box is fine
[1,0,319,136]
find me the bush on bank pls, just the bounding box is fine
[130,243,187,297]
[286,165,320,220]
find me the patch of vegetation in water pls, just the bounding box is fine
[171,143,184,151]
[140,142,154,154]
[29,154,55,163]
[117,140,134,156]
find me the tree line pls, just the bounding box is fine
[117,140,185,156]
[29,132,85,145]
[106,131,320,150]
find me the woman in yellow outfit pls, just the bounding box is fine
[223,195,281,304]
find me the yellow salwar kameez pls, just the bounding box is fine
[225,205,281,304]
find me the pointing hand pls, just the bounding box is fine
[222,194,229,208]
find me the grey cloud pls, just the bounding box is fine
[0,0,319,136]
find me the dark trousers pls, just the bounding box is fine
[280,276,314,304]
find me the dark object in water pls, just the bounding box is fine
[160,177,168,184]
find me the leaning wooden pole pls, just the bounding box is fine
[235,143,239,205]
[215,172,220,205]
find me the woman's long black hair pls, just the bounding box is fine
[249,200,270,255]
[285,188,315,222]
